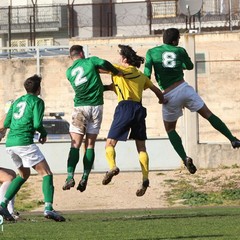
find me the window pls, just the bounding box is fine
[10,39,28,52]
[196,53,206,74]
[152,1,177,18]
[36,38,53,46]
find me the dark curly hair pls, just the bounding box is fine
[118,44,144,68]
[24,74,42,94]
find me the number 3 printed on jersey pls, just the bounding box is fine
[71,66,87,86]
[162,52,176,68]
[13,102,27,119]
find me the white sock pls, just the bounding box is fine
[0,181,15,214]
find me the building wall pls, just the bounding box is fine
[0,31,240,169]
[0,1,146,7]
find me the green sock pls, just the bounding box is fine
[67,147,80,180]
[82,148,95,180]
[1,176,26,208]
[42,175,54,211]
[168,130,187,160]
[208,114,235,142]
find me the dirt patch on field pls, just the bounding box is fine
[27,167,240,213]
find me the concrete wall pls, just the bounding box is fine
[0,139,181,174]
[0,31,240,172]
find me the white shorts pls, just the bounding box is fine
[69,105,103,135]
[6,144,45,168]
[162,82,204,122]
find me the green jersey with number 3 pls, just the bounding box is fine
[66,56,119,106]
[144,44,194,90]
[4,94,47,147]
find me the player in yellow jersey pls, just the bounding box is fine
[102,45,166,196]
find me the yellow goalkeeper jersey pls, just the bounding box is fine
[112,65,153,103]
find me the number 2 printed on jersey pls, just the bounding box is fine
[71,66,87,86]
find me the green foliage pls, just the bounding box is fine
[222,189,240,200]
[180,190,223,206]
[232,164,240,169]
[163,169,240,207]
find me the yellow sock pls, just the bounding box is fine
[105,146,116,170]
[139,151,149,181]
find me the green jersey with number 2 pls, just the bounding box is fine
[66,56,119,106]
[144,44,193,90]
[4,94,47,147]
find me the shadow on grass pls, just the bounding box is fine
[101,212,240,222]
[128,235,225,239]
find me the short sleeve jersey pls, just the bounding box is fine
[144,44,194,90]
[66,56,118,107]
[112,65,154,103]
[4,94,47,147]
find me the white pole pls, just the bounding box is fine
[229,0,232,31]
[36,47,40,75]
[182,33,198,163]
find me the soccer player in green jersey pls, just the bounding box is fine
[62,45,120,193]
[0,75,65,221]
[144,28,240,174]
[102,45,165,196]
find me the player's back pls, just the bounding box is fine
[145,44,193,90]
[113,65,152,102]
[5,94,43,147]
[66,57,104,106]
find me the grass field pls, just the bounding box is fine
[1,207,240,240]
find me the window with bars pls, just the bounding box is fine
[10,38,53,52]
[11,39,28,52]
[202,0,240,15]
[152,0,177,18]
[36,38,53,46]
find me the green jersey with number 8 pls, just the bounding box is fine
[144,44,193,90]
[66,56,118,106]
[4,94,47,147]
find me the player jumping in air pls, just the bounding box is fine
[62,45,121,193]
[144,28,240,174]
[102,44,165,196]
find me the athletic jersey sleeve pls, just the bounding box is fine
[3,103,13,128]
[144,77,154,90]
[180,48,194,70]
[91,56,119,75]
[34,99,47,137]
[66,66,71,80]
[144,50,153,78]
